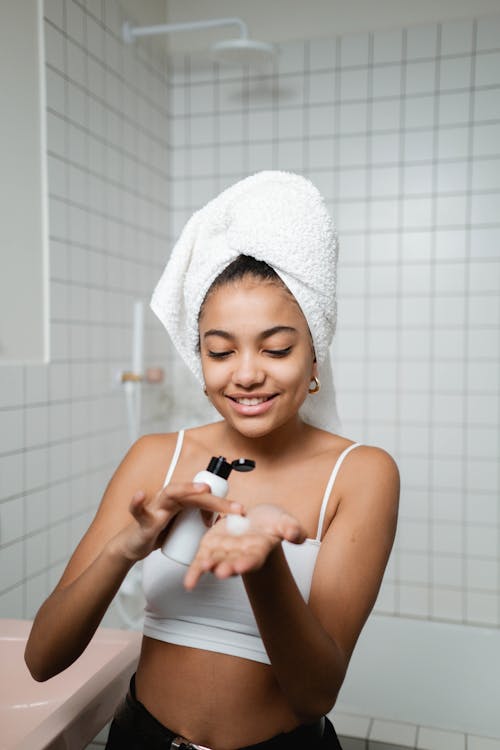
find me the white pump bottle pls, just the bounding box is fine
[161,456,255,565]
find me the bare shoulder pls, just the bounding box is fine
[129,430,178,455]
[128,431,179,464]
[309,428,399,504]
[123,423,225,486]
[347,443,399,481]
[114,431,180,495]
[335,443,400,517]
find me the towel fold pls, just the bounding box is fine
[151,170,340,432]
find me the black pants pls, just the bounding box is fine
[105,675,343,749]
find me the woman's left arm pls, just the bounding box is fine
[186,446,399,722]
[243,446,399,721]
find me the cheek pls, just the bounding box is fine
[201,358,228,388]
[275,356,313,390]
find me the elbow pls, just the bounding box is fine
[292,666,347,723]
[24,644,56,682]
[24,654,47,683]
[28,668,51,683]
[25,661,59,683]
[293,687,341,725]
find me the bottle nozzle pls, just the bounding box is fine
[206,456,255,478]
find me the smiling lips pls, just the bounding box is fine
[226,393,277,416]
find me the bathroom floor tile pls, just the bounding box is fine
[332,710,371,739]
[467,735,500,750]
[340,736,368,750]
[369,718,417,748]
[417,725,465,750]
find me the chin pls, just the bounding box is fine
[236,423,276,439]
[222,417,267,437]
[228,413,296,440]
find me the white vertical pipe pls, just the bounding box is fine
[125,380,137,444]
[132,300,144,375]
[120,301,146,626]
[125,300,144,444]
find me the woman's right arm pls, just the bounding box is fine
[24,434,243,681]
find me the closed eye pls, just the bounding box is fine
[207,346,292,359]
[207,350,233,359]
[264,347,292,357]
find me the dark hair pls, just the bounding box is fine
[198,254,288,321]
[197,254,315,359]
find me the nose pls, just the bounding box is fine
[232,352,265,388]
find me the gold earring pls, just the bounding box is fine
[308,376,320,394]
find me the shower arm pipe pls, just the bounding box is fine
[122,18,249,44]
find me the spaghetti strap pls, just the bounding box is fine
[162,430,185,487]
[315,442,362,541]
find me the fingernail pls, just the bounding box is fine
[193,482,208,490]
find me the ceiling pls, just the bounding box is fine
[118,0,500,59]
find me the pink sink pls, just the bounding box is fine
[0,619,141,750]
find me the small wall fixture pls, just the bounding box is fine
[122,17,276,66]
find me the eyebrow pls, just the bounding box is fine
[203,325,298,341]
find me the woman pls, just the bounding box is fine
[25,172,399,750]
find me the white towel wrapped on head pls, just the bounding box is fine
[151,170,340,432]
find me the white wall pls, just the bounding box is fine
[0,0,48,363]
[166,14,500,626]
[0,4,498,744]
[0,0,172,621]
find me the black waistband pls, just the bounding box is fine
[113,674,326,749]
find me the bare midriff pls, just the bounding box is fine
[135,636,302,749]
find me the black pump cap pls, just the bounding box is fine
[231,458,256,473]
[206,456,256,479]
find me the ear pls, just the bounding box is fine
[311,358,319,380]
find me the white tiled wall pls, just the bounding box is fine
[1,5,497,750]
[167,15,500,627]
[0,0,171,620]
[0,4,498,749]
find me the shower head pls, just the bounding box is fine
[122,17,276,68]
[211,38,276,67]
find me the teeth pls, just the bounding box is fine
[236,397,269,405]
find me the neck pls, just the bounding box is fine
[219,415,312,462]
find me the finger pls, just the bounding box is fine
[281,522,306,543]
[213,559,236,579]
[233,554,261,574]
[129,490,147,519]
[158,482,246,516]
[162,481,211,498]
[183,540,222,589]
[183,567,200,590]
[268,513,304,543]
[215,548,263,577]
[184,557,211,590]
[151,482,205,512]
[175,492,246,517]
[129,491,170,535]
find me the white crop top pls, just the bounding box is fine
[142,431,361,664]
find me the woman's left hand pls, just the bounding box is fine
[184,503,306,590]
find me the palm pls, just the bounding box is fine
[184,503,305,590]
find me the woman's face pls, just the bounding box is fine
[198,277,318,438]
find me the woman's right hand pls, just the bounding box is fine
[113,483,246,562]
